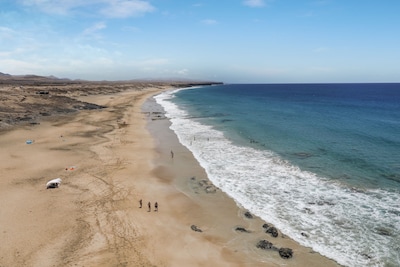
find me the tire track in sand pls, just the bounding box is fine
[61,91,158,266]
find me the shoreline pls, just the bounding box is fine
[0,85,341,266]
[144,91,342,266]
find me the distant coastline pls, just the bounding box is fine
[0,72,222,130]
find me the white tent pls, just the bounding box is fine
[46,178,62,189]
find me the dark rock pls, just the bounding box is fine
[266,226,279,238]
[204,185,216,193]
[46,183,59,189]
[235,227,250,233]
[301,232,309,238]
[304,207,314,214]
[19,116,33,121]
[361,253,372,259]
[244,211,253,219]
[256,240,278,251]
[279,248,293,259]
[375,227,392,236]
[196,179,218,193]
[263,223,278,237]
[191,225,202,232]
[74,103,105,110]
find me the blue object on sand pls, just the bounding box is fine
[26,140,33,144]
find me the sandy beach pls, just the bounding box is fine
[0,83,342,266]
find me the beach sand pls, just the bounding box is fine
[0,86,342,266]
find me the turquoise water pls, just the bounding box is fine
[155,84,400,267]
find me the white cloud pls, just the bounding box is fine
[82,22,107,37]
[0,51,12,57]
[0,26,17,40]
[19,0,90,15]
[0,27,41,58]
[176,68,188,75]
[100,0,155,18]
[243,0,266,8]
[0,59,43,74]
[19,0,155,18]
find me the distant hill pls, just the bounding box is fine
[0,72,223,86]
[0,72,75,85]
[0,72,12,77]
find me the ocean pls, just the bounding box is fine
[154,83,400,267]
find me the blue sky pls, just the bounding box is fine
[1,0,399,83]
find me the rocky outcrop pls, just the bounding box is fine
[189,176,218,194]
[262,223,278,237]
[256,240,278,251]
[256,239,294,259]
[375,227,392,236]
[191,225,202,232]
[279,248,293,259]
[235,227,250,233]
[244,211,253,219]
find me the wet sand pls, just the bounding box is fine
[0,86,341,266]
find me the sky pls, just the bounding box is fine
[1,0,400,83]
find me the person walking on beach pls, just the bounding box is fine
[148,201,151,212]
[170,150,174,158]
[139,199,142,208]
[154,202,158,212]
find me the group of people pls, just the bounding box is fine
[139,199,158,212]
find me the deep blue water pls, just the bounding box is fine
[176,84,400,190]
[155,83,400,267]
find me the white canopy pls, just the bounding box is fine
[46,178,62,188]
